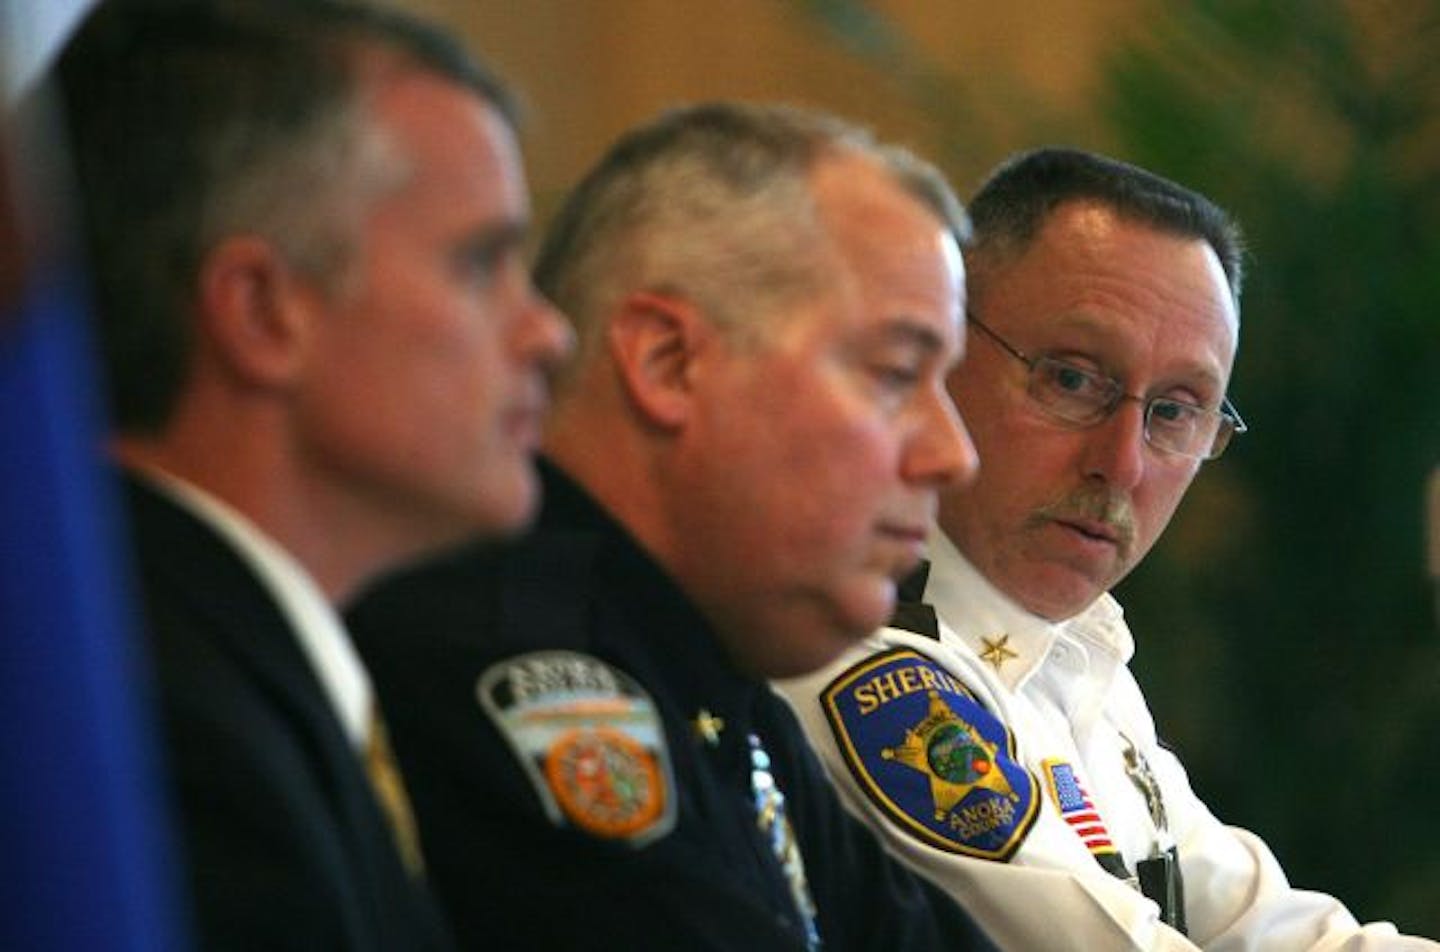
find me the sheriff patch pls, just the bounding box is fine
[821,647,1037,860]
[478,650,675,846]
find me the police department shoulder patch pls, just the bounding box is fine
[478,650,675,846]
[821,647,1037,860]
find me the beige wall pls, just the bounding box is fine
[397,0,1148,214]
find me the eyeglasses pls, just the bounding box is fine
[967,314,1247,461]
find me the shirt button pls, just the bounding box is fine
[1050,644,1080,671]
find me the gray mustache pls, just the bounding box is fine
[1030,488,1136,550]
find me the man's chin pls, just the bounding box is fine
[464,468,541,539]
[1010,572,1105,622]
[759,627,874,680]
[836,574,901,643]
[739,579,896,680]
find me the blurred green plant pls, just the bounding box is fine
[1106,0,1440,933]
[802,0,1440,934]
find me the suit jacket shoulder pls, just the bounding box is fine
[123,476,449,952]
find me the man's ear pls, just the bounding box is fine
[605,290,713,429]
[194,236,319,388]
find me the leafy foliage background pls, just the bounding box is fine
[804,0,1440,933]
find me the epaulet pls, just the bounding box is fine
[497,529,602,651]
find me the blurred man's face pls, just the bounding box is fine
[678,154,978,678]
[295,71,572,559]
[942,200,1238,620]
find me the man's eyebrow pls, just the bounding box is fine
[874,317,950,355]
[458,218,531,259]
[1050,311,1225,392]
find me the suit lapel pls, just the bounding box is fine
[122,476,435,945]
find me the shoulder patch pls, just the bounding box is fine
[478,650,674,846]
[821,647,1037,860]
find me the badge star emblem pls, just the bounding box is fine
[881,691,1020,819]
[692,709,725,746]
[979,634,1019,673]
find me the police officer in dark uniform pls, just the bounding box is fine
[349,102,994,951]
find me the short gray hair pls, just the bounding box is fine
[533,101,969,372]
[54,0,517,431]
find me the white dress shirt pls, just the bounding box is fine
[136,466,371,751]
[776,529,1434,950]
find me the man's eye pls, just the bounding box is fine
[460,249,502,282]
[875,365,921,388]
[1052,365,1090,393]
[1039,360,1100,396]
[1149,400,1196,427]
[455,238,521,287]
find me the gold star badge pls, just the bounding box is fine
[693,709,725,746]
[979,634,1019,673]
[881,691,1020,820]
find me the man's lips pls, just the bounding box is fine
[504,399,548,448]
[1054,516,1120,545]
[879,522,928,543]
[877,522,929,570]
[505,375,554,445]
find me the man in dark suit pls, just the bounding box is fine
[52,1,571,948]
[349,102,996,950]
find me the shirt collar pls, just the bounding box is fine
[923,527,1133,690]
[133,465,372,749]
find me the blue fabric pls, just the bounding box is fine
[821,647,1039,861]
[0,262,188,952]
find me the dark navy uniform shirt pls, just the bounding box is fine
[348,461,995,951]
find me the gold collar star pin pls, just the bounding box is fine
[979,633,1019,673]
[693,709,725,746]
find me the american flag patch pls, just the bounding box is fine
[1044,760,1116,855]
